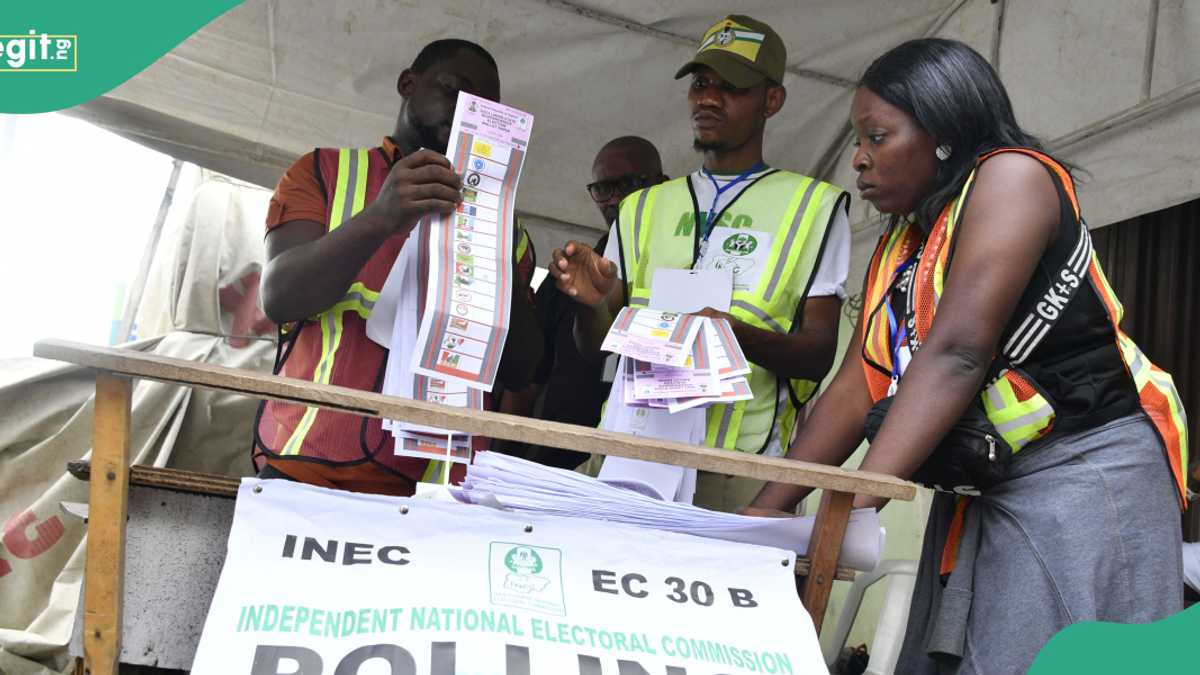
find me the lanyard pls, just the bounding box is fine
[884,256,918,382]
[701,161,765,241]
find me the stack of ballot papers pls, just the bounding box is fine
[365,91,535,469]
[370,227,479,466]
[601,307,754,413]
[457,451,885,571]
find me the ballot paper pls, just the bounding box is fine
[367,223,478,460]
[601,307,704,367]
[458,451,884,571]
[603,313,751,412]
[595,272,749,504]
[633,359,719,400]
[666,376,755,414]
[601,356,706,444]
[395,432,472,464]
[705,315,752,378]
[412,91,533,392]
[392,371,482,460]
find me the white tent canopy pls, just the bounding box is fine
[69,0,1200,277]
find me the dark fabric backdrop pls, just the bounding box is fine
[1092,198,1199,541]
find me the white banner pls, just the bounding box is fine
[192,480,824,674]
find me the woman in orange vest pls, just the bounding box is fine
[749,39,1187,674]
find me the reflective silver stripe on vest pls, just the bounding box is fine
[340,149,362,227]
[713,404,736,448]
[631,189,650,265]
[630,297,649,307]
[763,178,820,302]
[341,290,377,312]
[1151,371,1187,421]
[731,299,785,333]
[313,312,338,383]
[1132,346,1187,421]
[985,377,1007,409]
[1127,347,1145,379]
[994,401,1055,437]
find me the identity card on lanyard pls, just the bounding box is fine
[696,227,774,292]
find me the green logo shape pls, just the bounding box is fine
[504,546,543,575]
[722,233,758,256]
[0,1,242,113]
[1029,604,1200,673]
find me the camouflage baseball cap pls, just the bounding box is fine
[674,15,787,88]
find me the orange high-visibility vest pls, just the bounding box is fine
[859,148,1189,507]
[255,146,533,488]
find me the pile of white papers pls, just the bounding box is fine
[601,308,754,414]
[458,451,885,571]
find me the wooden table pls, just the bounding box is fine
[33,338,916,675]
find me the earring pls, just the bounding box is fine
[936,144,952,161]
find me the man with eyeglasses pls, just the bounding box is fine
[586,137,669,227]
[517,137,668,469]
[550,16,851,512]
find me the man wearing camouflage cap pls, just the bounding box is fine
[550,15,852,511]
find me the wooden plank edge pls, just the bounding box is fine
[83,372,131,675]
[36,339,916,501]
[801,490,856,633]
[67,461,240,499]
[794,558,856,582]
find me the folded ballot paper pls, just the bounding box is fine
[457,451,885,571]
[601,307,754,412]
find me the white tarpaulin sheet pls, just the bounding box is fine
[66,0,1200,282]
[0,177,276,675]
[192,479,824,674]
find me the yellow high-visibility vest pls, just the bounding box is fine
[615,170,847,453]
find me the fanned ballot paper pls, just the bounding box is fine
[595,272,757,504]
[412,91,533,392]
[602,307,704,368]
[601,307,753,412]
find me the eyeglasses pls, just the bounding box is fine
[586,174,655,202]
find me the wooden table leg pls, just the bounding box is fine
[83,372,132,675]
[802,489,854,633]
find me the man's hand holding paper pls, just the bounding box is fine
[361,148,465,239]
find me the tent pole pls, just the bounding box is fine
[989,0,1007,68]
[1142,0,1161,101]
[117,158,183,343]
